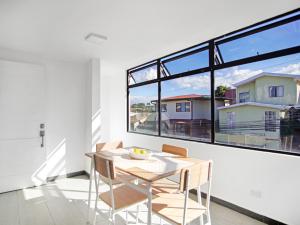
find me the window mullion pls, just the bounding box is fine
[157,59,161,136]
[209,40,215,144]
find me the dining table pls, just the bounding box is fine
[84,146,205,225]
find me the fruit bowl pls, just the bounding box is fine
[129,148,152,160]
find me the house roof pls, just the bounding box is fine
[233,72,300,87]
[162,94,206,101]
[218,102,288,110]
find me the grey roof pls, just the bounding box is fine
[233,72,300,87]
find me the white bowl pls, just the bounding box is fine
[129,148,152,160]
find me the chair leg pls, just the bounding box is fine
[111,211,115,225]
[93,175,99,225]
[136,204,140,224]
[199,215,204,225]
[206,209,211,225]
[197,187,204,225]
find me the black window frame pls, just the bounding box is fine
[269,85,284,97]
[126,8,300,157]
[176,102,191,112]
[265,111,277,132]
[239,92,250,103]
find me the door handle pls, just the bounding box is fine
[40,123,45,148]
[40,130,45,147]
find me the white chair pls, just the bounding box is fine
[152,160,213,225]
[93,153,147,225]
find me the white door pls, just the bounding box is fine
[0,60,46,193]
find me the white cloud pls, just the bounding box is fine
[130,95,156,104]
[171,67,263,90]
[276,62,300,75]
[174,74,210,90]
[146,68,157,80]
[133,67,157,83]
[215,67,263,87]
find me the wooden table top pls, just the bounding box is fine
[85,147,205,183]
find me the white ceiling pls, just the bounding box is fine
[0,0,299,68]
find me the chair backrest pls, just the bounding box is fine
[96,140,123,152]
[162,144,188,157]
[94,153,116,180]
[179,160,212,192]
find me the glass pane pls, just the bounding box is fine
[129,83,158,135]
[215,53,300,154]
[161,47,209,76]
[160,73,211,141]
[217,19,300,63]
[129,64,157,85]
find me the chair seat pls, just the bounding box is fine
[152,192,206,225]
[151,178,180,194]
[100,185,147,210]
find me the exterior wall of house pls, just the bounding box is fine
[192,100,210,120]
[255,76,297,105]
[217,105,283,150]
[236,81,256,103]
[162,100,191,120]
[218,105,281,137]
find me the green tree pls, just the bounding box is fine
[215,85,230,97]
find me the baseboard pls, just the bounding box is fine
[190,190,286,225]
[46,170,88,182]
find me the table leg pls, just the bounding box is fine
[147,182,152,225]
[87,158,94,224]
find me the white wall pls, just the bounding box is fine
[0,48,88,178]
[103,65,300,225]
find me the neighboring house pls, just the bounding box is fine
[160,94,225,121]
[217,72,300,149]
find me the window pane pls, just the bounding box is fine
[161,46,209,76]
[128,64,157,85]
[160,73,211,141]
[216,19,300,63]
[129,83,158,135]
[215,53,300,154]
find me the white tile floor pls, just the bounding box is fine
[0,176,265,225]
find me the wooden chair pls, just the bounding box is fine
[162,144,188,157]
[96,141,123,152]
[93,154,147,225]
[150,144,189,194]
[96,141,136,185]
[152,160,213,225]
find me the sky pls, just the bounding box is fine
[130,19,300,105]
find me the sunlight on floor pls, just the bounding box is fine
[0,176,266,225]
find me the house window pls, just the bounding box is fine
[128,9,300,156]
[239,92,250,103]
[176,102,191,112]
[265,111,276,132]
[269,86,284,97]
[227,112,236,128]
[161,104,167,112]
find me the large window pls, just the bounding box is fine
[127,9,300,156]
[128,83,158,135]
